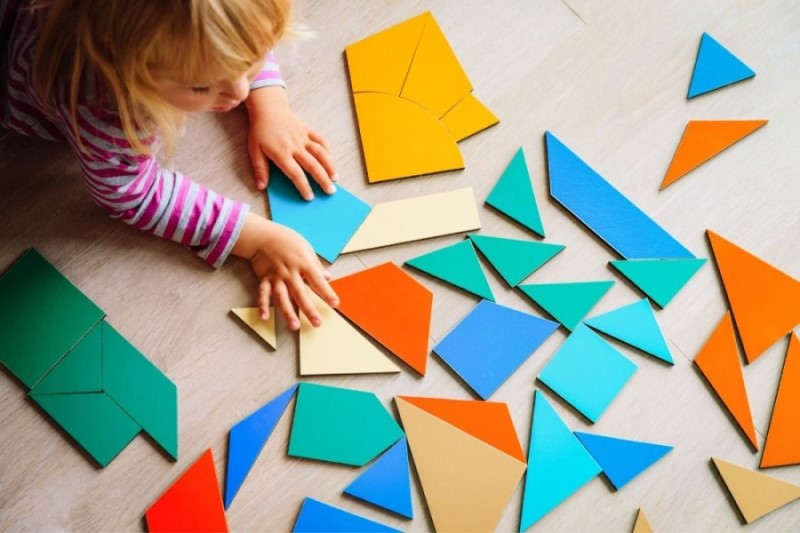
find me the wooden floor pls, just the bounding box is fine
[2,0,799,531]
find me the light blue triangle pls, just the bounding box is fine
[574,432,673,490]
[518,280,613,331]
[405,240,494,301]
[469,234,565,287]
[610,258,707,308]
[584,299,674,364]
[293,497,400,533]
[344,437,413,519]
[225,384,298,509]
[520,391,602,531]
[485,148,545,237]
[688,33,755,98]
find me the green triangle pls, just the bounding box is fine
[519,281,614,331]
[485,148,545,237]
[30,322,103,395]
[610,258,707,308]
[468,234,564,287]
[405,240,494,301]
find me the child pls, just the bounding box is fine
[0,0,339,331]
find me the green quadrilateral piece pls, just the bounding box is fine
[610,258,706,308]
[486,148,545,237]
[289,383,404,467]
[405,240,494,301]
[468,234,564,287]
[519,280,614,331]
[29,322,103,395]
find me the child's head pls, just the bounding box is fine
[33,0,292,154]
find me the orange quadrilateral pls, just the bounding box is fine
[660,120,767,189]
[330,263,433,375]
[707,230,800,363]
[761,333,800,468]
[694,312,758,450]
[397,396,526,462]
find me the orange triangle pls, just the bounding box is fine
[694,312,758,450]
[397,396,526,462]
[707,230,800,363]
[761,333,800,468]
[660,120,767,189]
[330,263,432,375]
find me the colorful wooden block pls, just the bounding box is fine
[632,509,654,533]
[761,333,800,468]
[688,33,755,99]
[574,432,672,490]
[584,299,673,365]
[231,307,276,349]
[712,457,800,524]
[405,239,494,301]
[344,437,413,519]
[485,148,545,237]
[610,258,707,308]
[519,280,614,331]
[292,498,400,533]
[441,93,499,142]
[469,234,564,287]
[30,323,103,394]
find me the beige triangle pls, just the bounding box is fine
[712,457,800,523]
[231,307,277,349]
[632,508,654,533]
[299,292,400,375]
[396,397,526,532]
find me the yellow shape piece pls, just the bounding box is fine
[399,12,473,118]
[396,397,526,532]
[353,92,463,183]
[441,93,500,142]
[342,188,481,253]
[345,12,427,95]
[712,457,800,523]
[632,509,654,533]
[231,307,276,349]
[299,292,400,376]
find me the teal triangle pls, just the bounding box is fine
[469,234,565,287]
[520,391,601,531]
[344,437,413,519]
[584,299,674,364]
[519,280,614,330]
[30,322,103,395]
[574,432,673,490]
[485,148,545,237]
[405,240,494,301]
[688,33,755,99]
[610,258,706,308]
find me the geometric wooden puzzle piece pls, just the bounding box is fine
[405,239,494,301]
[707,230,800,363]
[519,280,614,331]
[711,457,800,524]
[761,333,800,468]
[610,258,707,308]
[687,33,756,99]
[288,383,404,467]
[344,437,414,519]
[545,132,695,259]
[433,300,558,399]
[520,391,602,531]
[29,321,103,395]
[145,449,229,532]
[230,307,276,349]
[224,384,298,509]
[538,324,637,423]
[694,312,758,450]
[485,148,545,237]
[469,234,564,287]
[632,509,654,533]
[574,432,673,490]
[441,93,499,142]
[660,120,767,190]
[330,262,433,375]
[292,497,401,533]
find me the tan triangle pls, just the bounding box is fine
[712,457,800,523]
[632,509,654,533]
[299,292,400,375]
[396,397,526,532]
[231,307,276,349]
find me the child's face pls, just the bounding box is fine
[152,60,263,113]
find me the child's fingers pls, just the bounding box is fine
[279,158,314,201]
[248,141,270,191]
[258,279,272,320]
[308,130,331,151]
[273,281,301,331]
[297,152,335,195]
[306,142,337,182]
[305,266,340,309]
[288,276,322,328]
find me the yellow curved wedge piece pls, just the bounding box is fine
[441,93,500,142]
[231,308,276,349]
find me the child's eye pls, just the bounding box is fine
[191,86,210,93]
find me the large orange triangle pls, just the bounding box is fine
[396,396,525,462]
[660,120,767,189]
[707,230,800,363]
[761,333,800,468]
[694,312,758,450]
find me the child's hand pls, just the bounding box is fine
[245,87,338,201]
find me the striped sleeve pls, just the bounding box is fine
[249,51,285,90]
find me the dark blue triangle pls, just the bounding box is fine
[688,33,755,98]
[292,498,400,532]
[344,437,413,519]
[574,432,672,490]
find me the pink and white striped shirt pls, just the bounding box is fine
[0,1,285,268]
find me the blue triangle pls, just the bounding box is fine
[584,299,674,364]
[225,384,298,509]
[520,391,602,531]
[344,438,413,519]
[688,33,755,98]
[292,497,400,533]
[574,432,673,490]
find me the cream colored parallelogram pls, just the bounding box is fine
[231,308,277,349]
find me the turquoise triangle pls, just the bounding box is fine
[610,258,706,308]
[688,33,755,98]
[344,438,413,519]
[574,432,672,490]
[519,281,613,330]
[520,391,601,531]
[485,148,545,237]
[405,240,494,301]
[30,322,103,395]
[584,299,673,364]
[469,234,564,287]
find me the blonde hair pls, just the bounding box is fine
[32,0,291,155]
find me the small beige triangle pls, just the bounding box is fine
[712,457,800,523]
[299,292,400,375]
[231,307,277,349]
[632,508,654,533]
